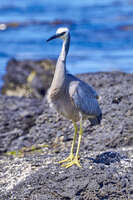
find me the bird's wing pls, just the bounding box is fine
[69,80,101,116]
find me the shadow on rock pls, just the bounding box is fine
[92,151,123,165]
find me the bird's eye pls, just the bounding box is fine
[60,31,66,36]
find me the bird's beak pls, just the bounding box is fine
[46,34,58,42]
[46,32,66,42]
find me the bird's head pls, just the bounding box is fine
[47,27,69,42]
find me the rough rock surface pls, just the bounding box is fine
[0,19,73,31]
[1,58,55,98]
[0,72,133,200]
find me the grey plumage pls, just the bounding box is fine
[47,27,102,125]
[46,27,102,168]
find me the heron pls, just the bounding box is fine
[47,27,102,168]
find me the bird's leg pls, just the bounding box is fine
[62,117,83,168]
[58,122,78,164]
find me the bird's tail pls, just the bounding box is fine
[89,113,102,126]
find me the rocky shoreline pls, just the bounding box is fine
[0,71,133,199]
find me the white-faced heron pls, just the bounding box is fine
[47,27,102,168]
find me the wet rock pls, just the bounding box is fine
[1,58,55,98]
[0,71,133,199]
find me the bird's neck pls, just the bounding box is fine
[50,34,70,91]
[59,34,70,62]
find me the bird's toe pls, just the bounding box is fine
[58,153,74,164]
[61,156,82,168]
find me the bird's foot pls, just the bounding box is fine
[58,153,74,164]
[61,156,81,168]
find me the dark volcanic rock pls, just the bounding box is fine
[1,58,55,98]
[0,72,133,200]
[0,155,131,200]
[0,96,43,153]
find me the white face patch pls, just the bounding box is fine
[56,27,69,35]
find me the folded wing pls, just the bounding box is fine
[69,80,102,125]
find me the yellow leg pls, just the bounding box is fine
[58,122,78,164]
[61,117,83,168]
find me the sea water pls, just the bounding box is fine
[0,0,133,86]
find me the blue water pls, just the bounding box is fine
[0,0,133,87]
